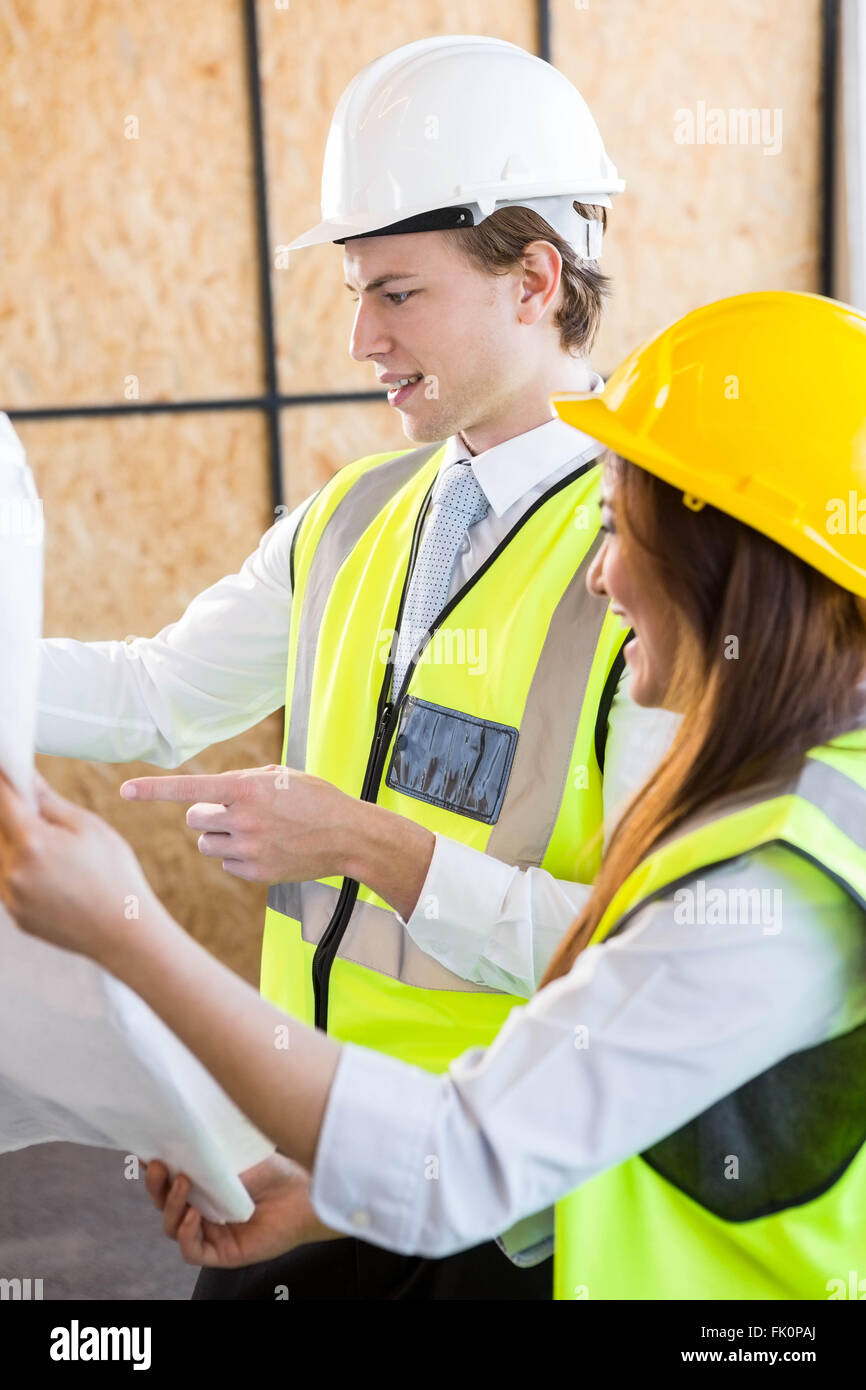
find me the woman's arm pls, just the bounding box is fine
[309,846,864,1257]
[0,771,339,1171]
[127,846,866,1257]
[1,773,861,1260]
[103,894,340,1173]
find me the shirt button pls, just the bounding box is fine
[350,1209,371,1228]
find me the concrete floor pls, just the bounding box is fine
[0,1141,198,1300]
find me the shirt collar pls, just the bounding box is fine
[437,369,606,517]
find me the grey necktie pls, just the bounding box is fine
[391,460,490,698]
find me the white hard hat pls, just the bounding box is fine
[287,34,625,260]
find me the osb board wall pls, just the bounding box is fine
[551,0,823,372]
[0,0,260,405]
[281,399,409,512]
[20,411,279,985]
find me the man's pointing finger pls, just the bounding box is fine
[119,773,241,804]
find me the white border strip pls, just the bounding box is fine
[838,0,866,308]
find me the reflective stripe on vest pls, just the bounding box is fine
[554,727,866,1300]
[262,440,629,1071]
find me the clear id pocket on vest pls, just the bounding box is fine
[384,695,519,823]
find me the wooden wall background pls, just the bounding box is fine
[0,0,823,984]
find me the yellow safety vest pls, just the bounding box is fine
[554,726,866,1299]
[262,440,629,1072]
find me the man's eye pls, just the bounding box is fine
[348,290,416,306]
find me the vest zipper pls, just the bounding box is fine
[311,478,436,1029]
[310,448,602,1031]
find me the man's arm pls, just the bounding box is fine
[118,674,682,997]
[36,501,311,767]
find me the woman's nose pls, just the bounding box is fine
[586,541,609,598]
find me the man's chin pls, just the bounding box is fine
[401,417,451,444]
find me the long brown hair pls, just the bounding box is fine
[540,453,866,986]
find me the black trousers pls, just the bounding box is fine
[192,1236,552,1301]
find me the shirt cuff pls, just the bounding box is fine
[495,1232,554,1269]
[394,832,520,979]
[495,1206,555,1267]
[310,1041,444,1255]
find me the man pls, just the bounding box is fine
[34,35,678,1298]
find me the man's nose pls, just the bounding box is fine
[348,301,392,363]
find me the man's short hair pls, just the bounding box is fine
[441,201,610,355]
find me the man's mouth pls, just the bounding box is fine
[386,374,423,405]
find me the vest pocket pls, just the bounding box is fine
[385,695,518,823]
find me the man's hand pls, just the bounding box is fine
[144,1153,345,1268]
[119,764,436,921]
[119,766,357,884]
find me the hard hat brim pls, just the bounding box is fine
[552,390,866,599]
[286,218,371,251]
[287,183,625,253]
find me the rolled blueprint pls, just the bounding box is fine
[0,414,274,1221]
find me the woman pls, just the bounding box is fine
[2,290,865,1300]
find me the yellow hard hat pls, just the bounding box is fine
[552,291,866,596]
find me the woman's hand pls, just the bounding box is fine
[0,768,161,965]
[144,1153,344,1267]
